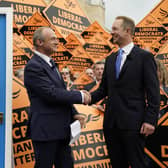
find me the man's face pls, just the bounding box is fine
[111,19,127,46]
[94,64,104,82]
[86,68,94,79]
[61,68,70,82]
[41,28,59,55]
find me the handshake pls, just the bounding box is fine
[81,90,91,105]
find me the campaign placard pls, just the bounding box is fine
[83,33,113,63]
[145,112,168,168]
[73,105,110,168]
[43,0,90,39]
[12,76,34,168]
[0,0,47,27]
[150,0,168,31]
[13,33,33,58]
[134,14,167,49]
[65,33,83,51]
[64,46,94,78]
[81,21,110,41]
[19,11,51,44]
[13,44,30,71]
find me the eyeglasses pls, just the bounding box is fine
[61,72,69,75]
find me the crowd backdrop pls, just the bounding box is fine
[0,0,167,167]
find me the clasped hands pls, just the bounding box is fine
[81,90,91,105]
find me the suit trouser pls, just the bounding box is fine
[32,139,73,168]
[104,128,147,168]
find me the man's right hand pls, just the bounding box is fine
[81,90,91,105]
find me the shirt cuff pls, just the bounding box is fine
[80,91,84,103]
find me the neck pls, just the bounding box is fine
[119,38,132,48]
[36,48,51,57]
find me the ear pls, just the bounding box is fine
[36,39,44,47]
[126,28,132,34]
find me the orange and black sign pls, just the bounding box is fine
[71,71,94,90]
[135,14,167,49]
[13,76,35,168]
[81,21,110,41]
[150,32,168,55]
[13,33,33,58]
[0,0,46,27]
[65,33,83,51]
[19,11,51,44]
[65,46,94,76]
[145,112,168,168]
[13,44,30,70]
[83,33,113,63]
[73,105,110,168]
[43,0,90,39]
[150,0,168,31]
[52,26,67,45]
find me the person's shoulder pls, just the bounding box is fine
[25,55,42,70]
[133,45,153,58]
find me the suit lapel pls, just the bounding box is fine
[108,52,118,81]
[34,54,66,88]
[118,46,136,79]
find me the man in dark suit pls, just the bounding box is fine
[24,27,90,168]
[89,16,160,168]
[84,61,105,91]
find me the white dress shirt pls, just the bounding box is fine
[120,42,134,71]
[34,50,52,67]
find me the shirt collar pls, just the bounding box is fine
[34,50,52,66]
[121,42,134,55]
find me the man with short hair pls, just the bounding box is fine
[90,16,160,168]
[84,61,105,91]
[24,27,90,168]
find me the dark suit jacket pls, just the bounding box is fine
[24,54,82,141]
[91,46,160,130]
[84,81,97,91]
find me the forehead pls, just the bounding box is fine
[86,69,93,73]
[95,64,104,69]
[112,19,123,28]
[43,28,56,37]
[61,68,69,72]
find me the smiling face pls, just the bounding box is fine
[111,17,134,48]
[111,19,127,47]
[34,27,59,56]
[41,28,59,55]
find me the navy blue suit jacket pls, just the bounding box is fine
[91,46,160,130]
[24,54,82,141]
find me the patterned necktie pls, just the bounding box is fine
[115,49,124,79]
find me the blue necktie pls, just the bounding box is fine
[115,49,124,79]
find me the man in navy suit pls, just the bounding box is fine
[89,16,160,168]
[24,27,90,168]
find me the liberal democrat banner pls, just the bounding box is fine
[0,0,47,27]
[43,0,90,39]
[73,105,111,168]
[12,76,35,168]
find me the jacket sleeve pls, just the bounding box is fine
[24,62,82,105]
[143,52,160,127]
[90,57,108,104]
